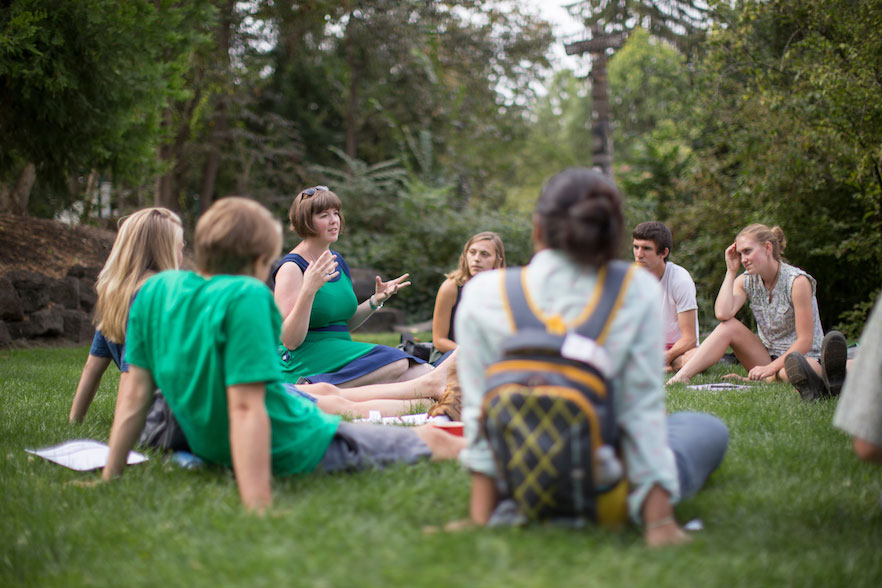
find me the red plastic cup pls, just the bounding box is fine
[431,421,464,437]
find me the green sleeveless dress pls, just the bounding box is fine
[272,251,423,384]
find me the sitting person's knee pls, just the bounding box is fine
[716,318,742,334]
[316,395,354,415]
[389,358,409,377]
[306,382,336,396]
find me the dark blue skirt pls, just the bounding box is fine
[299,345,426,385]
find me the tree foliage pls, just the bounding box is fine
[265,1,553,205]
[608,28,693,224]
[4,0,881,329]
[0,0,213,213]
[672,0,882,335]
[567,0,711,49]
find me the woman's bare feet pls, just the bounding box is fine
[415,351,457,400]
[666,373,690,385]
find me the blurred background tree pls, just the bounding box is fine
[1,0,879,328]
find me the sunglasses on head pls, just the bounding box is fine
[300,185,329,198]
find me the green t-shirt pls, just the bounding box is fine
[126,270,340,476]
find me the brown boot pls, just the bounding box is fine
[785,352,827,401]
[820,331,848,397]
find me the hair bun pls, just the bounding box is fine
[536,168,623,266]
[771,225,787,252]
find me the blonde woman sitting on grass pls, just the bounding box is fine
[69,208,184,423]
[667,224,849,401]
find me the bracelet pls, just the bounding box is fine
[369,295,384,311]
[644,516,676,530]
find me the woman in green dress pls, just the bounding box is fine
[272,186,434,387]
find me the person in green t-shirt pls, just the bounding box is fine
[103,197,463,511]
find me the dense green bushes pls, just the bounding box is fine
[294,153,533,321]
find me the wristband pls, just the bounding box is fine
[369,295,384,311]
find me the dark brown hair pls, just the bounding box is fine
[632,221,673,261]
[536,168,623,267]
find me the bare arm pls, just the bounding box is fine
[69,355,112,423]
[102,366,155,480]
[664,309,697,367]
[469,471,499,524]
[349,273,412,331]
[227,382,273,511]
[714,243,747,320]
[278,251,339,350]
[431,279,459,354]
[348,297,380,332]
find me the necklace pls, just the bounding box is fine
[763,262,780,303]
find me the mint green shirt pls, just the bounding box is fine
[455,249,679,522]
[126,270,340,476]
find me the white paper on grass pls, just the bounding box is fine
[25,439,148,471]
[686,383,750,391]
[355,412,430,426]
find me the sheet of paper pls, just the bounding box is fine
[25,439,148,471]
[686,383,750,391]
[354,412,430,426]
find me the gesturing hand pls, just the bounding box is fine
[302,250,339,295]
[725,242,741,273]
[375,273,411,304]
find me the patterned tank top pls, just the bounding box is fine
[743,262,823,358]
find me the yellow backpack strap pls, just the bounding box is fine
[500,267,545,332]
[574,261,638,345]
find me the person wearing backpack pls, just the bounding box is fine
[455,168,729,546]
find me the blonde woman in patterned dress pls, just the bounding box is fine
[667,224,846,397]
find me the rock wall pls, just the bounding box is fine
[0,265,100,347]
[0,263,408,347]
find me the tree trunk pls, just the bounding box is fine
[590,49,613,178]
[0,163,36,215]
[198,94,226,210]
[198,0,235,214]
[344,13,360,163]
[155,108,177,211]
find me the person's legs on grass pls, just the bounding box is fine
[668,319,769,384]
[317,421,464,473]
[784,352,827,401]
[314,395,428,418]
[336,358,409,388]
[669,347,698,373]
[302,359,450,402]
[666,411,728,499]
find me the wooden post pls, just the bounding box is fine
[565,31,626,177]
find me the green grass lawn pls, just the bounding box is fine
[2,342,881,587]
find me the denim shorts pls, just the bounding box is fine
[318,421,431,473]
[283,383,317,403]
